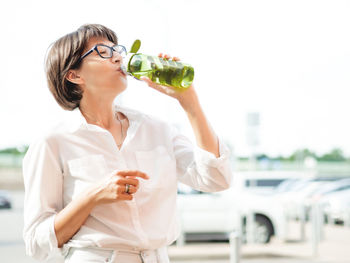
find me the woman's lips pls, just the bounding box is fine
[117,68,127,77]
[120,65,128,75]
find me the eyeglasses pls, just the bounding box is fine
[80,44,127,61]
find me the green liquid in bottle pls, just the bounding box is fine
[126,54,194,90]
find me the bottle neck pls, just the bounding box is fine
[121,53,136,75]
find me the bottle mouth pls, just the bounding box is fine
[120,64,134,78]
[120,64,128,75]
[121,53,140,79]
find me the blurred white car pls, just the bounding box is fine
[320,188,350,224]
[303,177,350,216]
[310,178,350,199]
[273,177,342,220]
[177,171,312,244]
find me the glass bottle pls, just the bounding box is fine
[121,40,194,90]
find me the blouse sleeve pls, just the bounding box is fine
[171,126,233,192]
[22,137,63,261]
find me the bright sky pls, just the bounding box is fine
[0,0,349,157]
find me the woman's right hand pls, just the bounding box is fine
[92,170,149,205]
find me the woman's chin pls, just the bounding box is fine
[113,81,127,95]
[119,81,128,91]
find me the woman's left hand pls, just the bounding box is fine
[140,53,198,111]
[142,54,220,158]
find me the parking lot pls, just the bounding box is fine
[1,190,350,263]
[169,222,350,262]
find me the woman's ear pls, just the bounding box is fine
[66,69,83,85]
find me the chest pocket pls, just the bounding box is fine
[67,154,108,183]
[135,145,176,189]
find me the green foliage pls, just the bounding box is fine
[0,145,28,155]
[319,148,346,162]
[0,145,348,163]
[245,148,347,162]
[287,148,318,161]
[256,154,269,160]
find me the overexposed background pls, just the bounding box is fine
[0,0,349,157]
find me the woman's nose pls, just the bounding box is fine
[112,52,122,63]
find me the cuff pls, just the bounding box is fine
[35,214,60,255]
[194,136,231,169]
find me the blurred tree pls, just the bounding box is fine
[0,145,28,155]
[319,148,346,162]
[256,153,269,160]
[287,148,318,161]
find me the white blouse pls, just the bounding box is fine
[22,104,233,261]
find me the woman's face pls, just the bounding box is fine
[76,37,127,98]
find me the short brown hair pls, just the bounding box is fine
[45,24,118,110]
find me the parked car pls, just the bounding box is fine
[308,177,350,199]
[273,177,343,220]
[234,171,312,194]
[0,190,12,209]
[176,171,312,244]
[320,188,350,225]
[303,177,350,214]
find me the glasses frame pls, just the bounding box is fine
[79,44,127,62]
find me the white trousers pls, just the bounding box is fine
[64,246,170,263]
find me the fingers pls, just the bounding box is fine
[125,184,134,194]
[115,183,136,193]
[158,53,180,61]
[139,76,177,96]
[163,54,171,60]
[117,177,139,188]
[118,193,133,201]
[100,171,149,203]
[125,184,137,194]
[111,170,150,201]
[117,170,149,180]
[139,76,153,85]
[141,52,181,95]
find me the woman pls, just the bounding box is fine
[23,24,233,263]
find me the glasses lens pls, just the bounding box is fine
[113,45,127,58]
[96,45,112,58]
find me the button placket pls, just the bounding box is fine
[115,146,149,247]
[129,198,149,246]
[117,155,128,170]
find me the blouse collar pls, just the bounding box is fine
[67,103,144,136]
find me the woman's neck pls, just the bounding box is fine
[79,97,117,130]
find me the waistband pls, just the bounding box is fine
[109,245,167,256]
[64,245,169,263]
[98,244,166,253]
